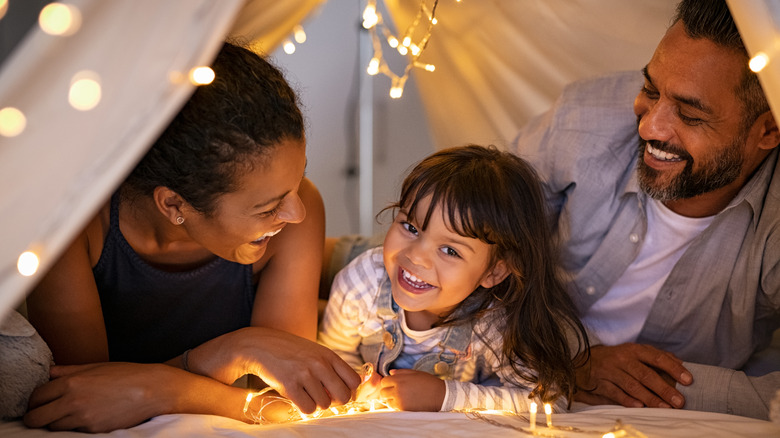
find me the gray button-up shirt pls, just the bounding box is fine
[512,70,780,419]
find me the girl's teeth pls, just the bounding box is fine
[402,269,430,288]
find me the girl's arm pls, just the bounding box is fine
[250,177,324,340]
[317,251,378,371]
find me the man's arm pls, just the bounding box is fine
[679,363,780,420]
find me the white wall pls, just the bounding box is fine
[269,1,435,238]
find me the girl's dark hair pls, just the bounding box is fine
[123,42,304,215]
[387,144,589,404]
[673,0,769,127]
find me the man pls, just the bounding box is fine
[512,0,780,419]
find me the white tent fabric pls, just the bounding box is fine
[1,0,779,331]
[385,0,678,150]
[0,0,244,321]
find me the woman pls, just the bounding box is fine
[23,42,360,432]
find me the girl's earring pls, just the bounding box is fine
[176,216,185,225]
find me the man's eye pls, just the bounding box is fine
[678,112,703,126]
[641,86,659,99]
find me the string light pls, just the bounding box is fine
[188,66,215,85]
[38,2,81,36]
[362,0,447,99]
[0,107,26,137]
[293,25,307,44]
[0,0,8,21]
[750,51,769,72]
[68,70,101,111]
[17,251,39,277]
[282,39,296,55]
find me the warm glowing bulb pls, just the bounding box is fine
[283,40,296,54]
[68,71,101,111]
[750,52,769,72]
[530,402,537,413]
[245,393,253,403]
[389,86,403,99]
[410,44,420,56]
[293,25,307,43]
[189,66,215,85]
[397,46,408,56]
[431,18,438,25]
[362,4,378,29]
[0,0,8,20]
[387,36,399,48]
[367,58,380,75]
[603,434,616,438]
[424,64,435,72]
[0,107,26,137]
[39,2,81,36]
[17,251,39,276]
[402,36,411,47]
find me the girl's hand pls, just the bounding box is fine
[355,364,383,402]
[379,369,445,411]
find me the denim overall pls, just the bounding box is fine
[358,273,474,378]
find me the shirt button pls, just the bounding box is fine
[585,286,596,295]
[629,233,639,243]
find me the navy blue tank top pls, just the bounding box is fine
[93,193,254,363]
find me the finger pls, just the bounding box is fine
[610,369,669,408]
[282,385,316,414]
[50,363,102,379]
[23,394,69,429]
[573,389,616,406]
[27,379,66,410]
[635,346,692,386]
[623,357,682,408]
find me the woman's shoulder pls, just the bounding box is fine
[82,198,112,267]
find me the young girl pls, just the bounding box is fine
[319,145,589,413]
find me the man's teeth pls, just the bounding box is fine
[253,229,282,242]
[402,269,431,288]
[647,143,681,161]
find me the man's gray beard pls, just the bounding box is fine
[636,137,745,201]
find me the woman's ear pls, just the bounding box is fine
[480,260,510,289]
[153,186,186,225]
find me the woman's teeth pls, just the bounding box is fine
[253,228,282,243]
[646,143,682,161]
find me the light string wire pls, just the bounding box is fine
[363,0,442,98]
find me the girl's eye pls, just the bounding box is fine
[402,222,418,235]
[441,246,460,258]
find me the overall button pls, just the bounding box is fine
[585,286,596,295]
[382,331,395,349]
[629,233,639,243]
[434,361,450,376]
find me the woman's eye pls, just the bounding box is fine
[441,247,460,258]
[258,203,282,218]
[402,222,418,235]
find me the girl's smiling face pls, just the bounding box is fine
[382,194,505,328]
[180,139,307,265]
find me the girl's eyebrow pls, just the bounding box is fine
[447,234,475,253]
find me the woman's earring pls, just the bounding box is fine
[176,216,185,225]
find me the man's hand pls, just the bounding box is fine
[575,343,693,409]
[379,369,445,411]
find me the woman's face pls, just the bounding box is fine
[182,139,307,265]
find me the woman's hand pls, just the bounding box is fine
[24,363,178,432]
[379,369,445,411]
[187,326,361,414]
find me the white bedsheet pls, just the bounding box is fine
[2,406,779,437]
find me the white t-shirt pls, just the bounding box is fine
[582,198,714,345]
